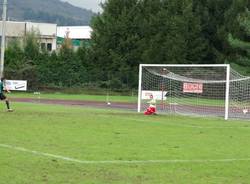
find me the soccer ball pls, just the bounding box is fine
[107,102,111,105]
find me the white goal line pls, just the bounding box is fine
[1,143,250,165]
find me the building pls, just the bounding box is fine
[0,21,57,51]
[57,26,92,49]
[0,22,93,51]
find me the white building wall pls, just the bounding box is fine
[26,22,57,51]
[57,26,92,39]
[26,22,57,37]
[0,21,57,51]
[0,21,25,37]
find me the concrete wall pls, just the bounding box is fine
[0,21,25,37]
[0,21,57,51]
[26,22,57,37]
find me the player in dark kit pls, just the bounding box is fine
[0,77,13,112]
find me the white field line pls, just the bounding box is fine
[1,143,250,165]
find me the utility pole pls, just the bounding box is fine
[0,0,7,78]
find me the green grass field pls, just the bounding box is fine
[1,102,250,183]
[10,92,224,106]
[10,92,137,103]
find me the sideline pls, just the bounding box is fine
[1,143,250,165]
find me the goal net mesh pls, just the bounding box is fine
[139,65,250,119]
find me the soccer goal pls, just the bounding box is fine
[138,64,250,120]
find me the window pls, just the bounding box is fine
[41,43,46,50]
[47,43,52,51]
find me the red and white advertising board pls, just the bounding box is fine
[183,83,203,94]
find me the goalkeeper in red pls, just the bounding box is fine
[144,99,157,115]
[0,77,13,112]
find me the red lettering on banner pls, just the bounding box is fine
[183,83,203,93]
[145,92,154,99]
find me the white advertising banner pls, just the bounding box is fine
[5,80,27,91]
[142,90,167,100]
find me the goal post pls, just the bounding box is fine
[138,64,250,120]
[225,65,230,120]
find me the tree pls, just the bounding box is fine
[90,0,209,88]
[228,8,250,74]
[23,30,41,62]
[192,0,235,63]
[138,0,207,64]
[5,31,40,88]
[5,39,25,79]
[91,0,140,88]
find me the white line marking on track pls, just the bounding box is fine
[1,143,250,164]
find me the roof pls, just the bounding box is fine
[57,26,93,39]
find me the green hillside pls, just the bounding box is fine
[1,0,94,25]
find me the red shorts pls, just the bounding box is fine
[144,107,156,115]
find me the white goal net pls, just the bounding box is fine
[138,64,250,120]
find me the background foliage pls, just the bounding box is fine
[4,0,250,91]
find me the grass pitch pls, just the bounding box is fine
[0,102,250,183]
[11,92,137,103]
